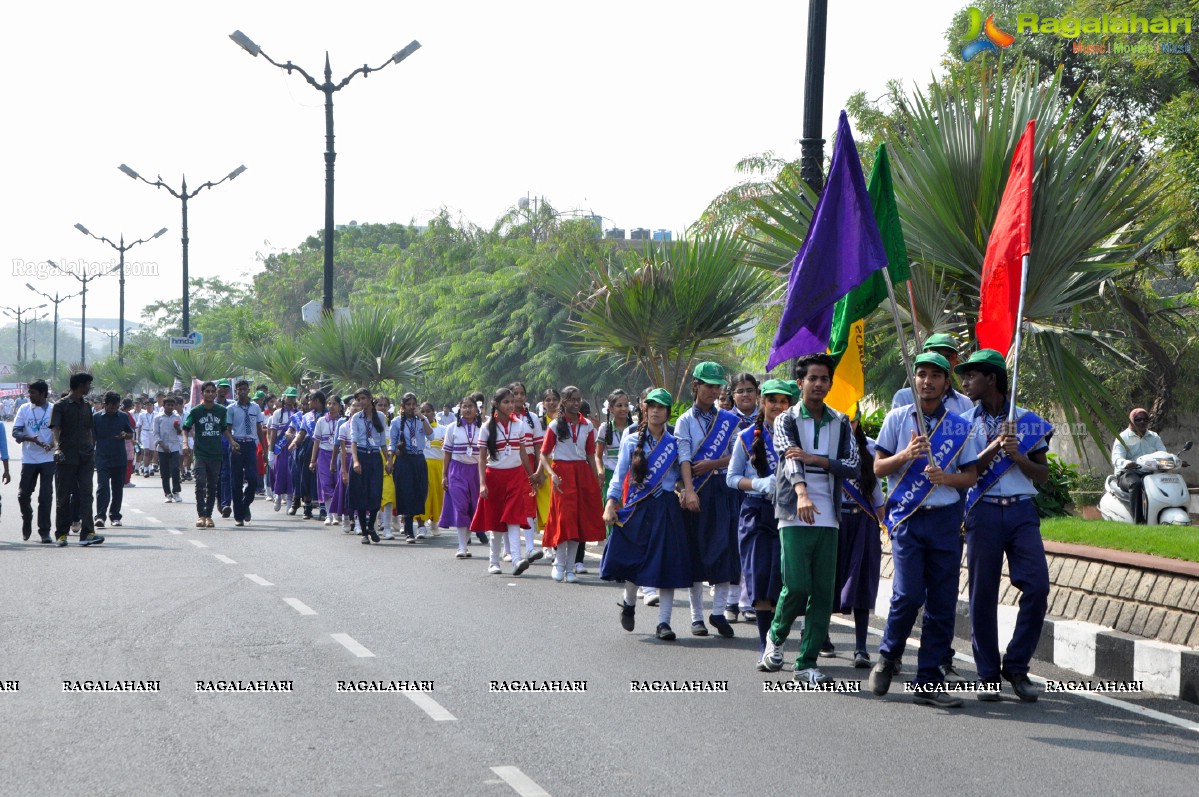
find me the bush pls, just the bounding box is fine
[1035,453,1078,517]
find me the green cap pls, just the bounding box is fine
[645,388,673,407]
[922,333,958,353]
[761,378,797,402]
[216,379,231,388]
[913,352,951,376]
[954,348,1007,375]
[282,387,299,398]
[692,361,727,385]
[253,390,266,399]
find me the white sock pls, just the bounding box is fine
[502,532,511,556]
[456,527,468,553]
[524,519,536,556]
[657,589,675,625]
[623,583,638,607]
[554,545,567,568]
[689,583,705,624]
[489,532,503,566]
[565,540,579,566]
[507,524,522,562]
[713,583,730,616]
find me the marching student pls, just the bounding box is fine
[93,392,134,529]
[891,333,973,416]
[348,387,388,543]
[957,349,1051,703]
[540,386,606,582]
[601,388,691,640]
[418,401,445,537]
[509,381,547,563]
[388,392,433,543]
[50,374,102,547]
[727,372,761,622]
[375,396,397,538]
[726,379,796,661]
[440,395,483,558]
[470,387,537,575]
[595,389,632,514]
[154,396,184,503]
[137,396,156,478]
[676,361,741,639]
[13,380,56,543]
[268,387,299,511]
[533,387,561,532]
[182,381,239,529]
[835,418,886,669]
[331,395,358,532]
[868,352,979,708]
[311,394,343,527]
[226,379,266,527]
[287,392,323,520]
[759,354,859,685]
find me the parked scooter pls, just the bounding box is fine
[1099,441,1193,525]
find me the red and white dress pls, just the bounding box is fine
[469,416,533,531]
[541,415,607,547]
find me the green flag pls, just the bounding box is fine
[827,143,910,362]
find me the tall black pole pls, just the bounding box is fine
[118,235,127,364]
[323,54,336,315]
[799,0,828,194]
[181,180,191,336]
[81,277,88,367]
[52,300,59,382]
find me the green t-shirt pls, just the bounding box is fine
[184,403,229,460]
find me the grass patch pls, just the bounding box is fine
[1041,517,1199,563]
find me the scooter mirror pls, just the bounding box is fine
[1183,441,1193,453]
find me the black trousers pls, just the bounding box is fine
[194,458,222,518]
[55,458,95,537]
[1117,471,1148,523]
[95,464,126,521]
[19,461,56,535]
[158,450,182,495]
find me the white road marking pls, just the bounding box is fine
[282,598,317,616]
[144,516,160,524]
[490,766,550,796]
[330,633,374,657]
[244,574,273,586]
[128,507,144,514]
[406,692,457,721]
[213,554,237,564]
[188,539,208,549]
[166,529,183,535]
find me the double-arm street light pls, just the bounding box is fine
[117,163,246,336]
[46,259,116,368]
[93,327,119,358]
[74,223,167,364]
[27,284,81,383]
[23,313,49,360]
[2,303,47,361]
[229,30,420,315]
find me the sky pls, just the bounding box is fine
[1,0,965,341]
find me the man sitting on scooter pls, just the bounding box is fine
[1112,408,1165,524]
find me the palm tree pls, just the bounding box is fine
[302,306,436,395]
[239,336,310,392]
[547,232,773,399]
[156,349,235,385]
[90,357,143,395]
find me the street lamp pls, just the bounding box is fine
[23,313,49,360]
[74,223,167,364]
[1,303,47,361]
[117,163,246,336]
[27,284,81,384]
[93,327,119,358]
[46,260,116,368]
[229,30,420,315]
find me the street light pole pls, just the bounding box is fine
[74,223,167,364]
[24,314,48,360]
[46,260,116,368]
[230,30,420,315]
[27,285,81,386]
[93,327,119,357]
[798,0,828,194]
[2,303,47,361]
[117,164,246,336]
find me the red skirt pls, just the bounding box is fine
[523,451,539,519]
[470,466,532,532]
[542,460,607,547]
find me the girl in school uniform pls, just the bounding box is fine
[418,401,445,536]
[269,388,299,511]
[533,388,561,532]
[470,387,538,576]
[374,396,397,538]
[540,386,606,583]
[835,419,886,668]
[348,388,388,544]
[728,372,761,622]
[388,392,433,543]
[600,388,692,640]
[332,396,357,532]
[440,396,482,558]
[310,394,343,526]
[726,379,796,662]
[508,381,547,565]
[594,389,631,540]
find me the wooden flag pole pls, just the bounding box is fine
[1007,253,1030,423]
[906,280,923,349]
[882,265,931,444]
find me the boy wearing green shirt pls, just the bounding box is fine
[183,381,240,528]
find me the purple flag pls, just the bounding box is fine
[767,111,889,371]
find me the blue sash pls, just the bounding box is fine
[842,479,874,514]
[272,410,294,456]
[883,411,970,533]
[964,408,1052,518]
[690,409,738,492]
[737,425,777,475]
[616,433,678,525]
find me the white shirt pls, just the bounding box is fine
[13,400,55,464]
[424,423,446,461]
[542,417,596,462]
[442,421,481,465]
[154,413,184,453]
[478,416,532,469]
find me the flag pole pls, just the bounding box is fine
[906,280,923,349]
[881,265,931,442]
[1006,253,1030,423]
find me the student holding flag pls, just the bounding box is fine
[867,352,979,707]
[957,350,1051,703]
[890,334,974,417]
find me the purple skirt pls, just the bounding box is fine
[836,507,882,613]
[438,459,479,528]
[328,452,350,515]
[271,446,292,495]
[315,448,337,503]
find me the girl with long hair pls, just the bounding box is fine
[508,381,547,565]
[268,389,299,511]
[310,394,343,526]
[417,401,446,537]
[375,396,397,539]
[329,395,355,530]
[348,387,388,543]
[470,388,537,575]
[540,386,606,582]
[727,372,761,622]
[834,418,886,668]
[388,392,433,543]
[440,395,483,558]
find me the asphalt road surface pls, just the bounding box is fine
[2,457,1198,797]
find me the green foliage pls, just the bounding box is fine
[1034,453,1078,517]
[860,406,887,439]
[301,306,436,397]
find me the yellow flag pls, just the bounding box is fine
[825,319,864,420]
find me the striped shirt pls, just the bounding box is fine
[442,421,481,465]
[542,417,597,462]
[478,416,532,469]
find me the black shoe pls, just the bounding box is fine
[940,662,966,683]
[361,535,371,544]
[853,650,872,669]
[619,601,635,632]
[234,520,245,527]
[820,638,836,658]
[369,530,380,543]
[977,681,1002,702]
[869,658,900,696]
[513,557,532,576]
[655,623,676,641]
[475,532,488,544]
[39,534,54,544]
[708,614,735,638]
[690,621,709,637]
[1003,671,1041,703]
[913,687,964,708]
[221,506,233,519]
[79,534,105,547]
[22,523,32,541]
[527,549,544,563]
[287,506,298,516]
[94,517,105,529]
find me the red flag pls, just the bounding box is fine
[977,120,1035,354]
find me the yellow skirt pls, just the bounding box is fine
[418,457,444,524]
[535,463,553,529]
[380,450,396,510]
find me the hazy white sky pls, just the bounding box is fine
[2,0,964,332]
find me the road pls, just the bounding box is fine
[2,457,1199,797]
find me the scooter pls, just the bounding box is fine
[1099,441,1193,526]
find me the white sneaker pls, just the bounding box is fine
[565,570,578,584]
[273,495,283,511]
[324,515,333,526]
[381,531,395,540]
[488,564,502,575]
[551,564,565,582]
[760,633,785,672]
[71,521,81,534]
[501,553,512,562]
[164,496,174,504]
[574,562,588,575]
[793,667,833,686]
[171,493,181,503]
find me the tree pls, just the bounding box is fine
[301,306,436,397]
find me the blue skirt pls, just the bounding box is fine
[738,494,782,607]
[684,477,740,584]
[600,491,692,589]
[392,452,428,516]
[836,507,882,613]
[347,450,384,512]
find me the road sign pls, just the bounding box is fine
[169,331,204,350]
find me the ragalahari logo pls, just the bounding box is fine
[961,8,1016,61]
